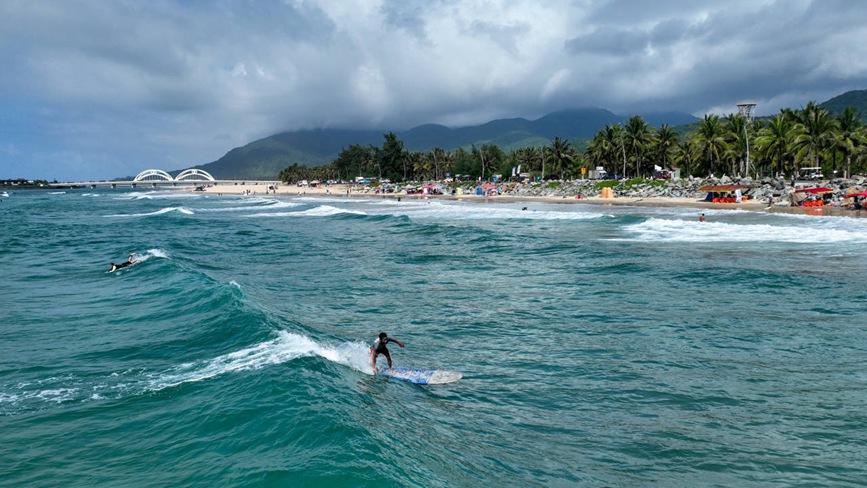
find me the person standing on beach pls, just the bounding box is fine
[371,332,404,372]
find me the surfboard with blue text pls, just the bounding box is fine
[377,366,462,385]
[369,346,461,384]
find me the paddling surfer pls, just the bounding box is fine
[371,332,404,372]
[108,252,139,272]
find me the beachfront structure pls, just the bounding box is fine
[737,101,757,177]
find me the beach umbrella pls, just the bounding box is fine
[843,191,867,198]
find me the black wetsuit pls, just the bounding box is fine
[373,337,391,357]
[110,261,132,271]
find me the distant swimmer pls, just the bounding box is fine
[108,252,139,272]
[699,213,705,222]
[371,332,404,372]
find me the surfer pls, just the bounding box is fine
[108,252,139,272]
[371,332,404,372]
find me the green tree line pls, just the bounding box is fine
[280,102,867,183]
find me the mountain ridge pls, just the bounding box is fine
[180,90,866,179]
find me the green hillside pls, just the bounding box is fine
[166,89,867,180]
[820,89,867,117]
[185,108,700,179]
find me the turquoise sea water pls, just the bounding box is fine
[2,188,866,487]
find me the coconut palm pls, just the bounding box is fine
[429,147,450,180]
[692,114,728,176]
[755,112,795,177]
[673,139,700,177]
[587,125,619,174]
[652,124,678,170]
[624,115,652,177]
[545,137,575,180]
[792,101,837,171]
[724,114,748,176]
[834,107,865,178]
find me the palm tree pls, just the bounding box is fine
[754,114,791,177]
[586,126,615,174]
[692,114,728,176]
[410,152,432,180]
[514,147,538,176]
[624,115,651,177]
[652,124,678,170]
[792,101,837,172]
[429,147,449,180]
[834,107,864,178]
[724,114,748,176]
[673,139,701,177]
[546,137,575,180]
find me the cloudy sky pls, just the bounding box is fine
[2,0,866,181]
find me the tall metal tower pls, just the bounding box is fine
[737,101,757,177]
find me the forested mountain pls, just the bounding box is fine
[820,89,867,116]
[186,108,698,179]
[182,89,867,180]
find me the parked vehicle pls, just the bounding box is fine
[799,167,823,180]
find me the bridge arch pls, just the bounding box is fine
[175,169,215,181]
[134,169,174,182]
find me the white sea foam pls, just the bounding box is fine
[194,200,303,213]
[374,201,603,221]
[624,217,867,243]
[246,205,366,218]
[48,191,66,195]
[105,206,194,217]
[146,332,372,391]
[1,332,391,413]
[147,248,168,258]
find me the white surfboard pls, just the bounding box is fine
[377,367,462,385]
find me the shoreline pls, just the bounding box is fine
[194,182,867,218]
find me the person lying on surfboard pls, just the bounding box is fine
[108,252,139,272]
[371,332,404,372]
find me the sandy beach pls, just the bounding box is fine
[195,181,866,218]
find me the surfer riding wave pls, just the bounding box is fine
[371,332,404,372]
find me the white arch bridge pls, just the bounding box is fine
[49,168,280,189]
[133,168,215,182]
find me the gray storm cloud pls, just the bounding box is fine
[1,0,866,180]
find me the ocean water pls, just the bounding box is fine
[2,188,866,487]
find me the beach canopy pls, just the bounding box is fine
[698,185,741,192]
[794,187,833,194]
[844,191,867,198]
[482,183,497,189]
